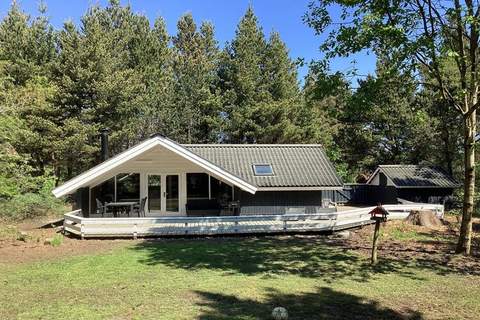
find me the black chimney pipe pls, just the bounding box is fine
[100,128,109,162]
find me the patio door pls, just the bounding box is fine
[146,174,179,215]
[147,175,162,214]
[165,175,179,213]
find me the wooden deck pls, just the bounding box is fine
[63,204,444,239]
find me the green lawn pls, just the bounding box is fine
[1,236,479,320]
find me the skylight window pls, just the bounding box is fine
[253,164,274,176]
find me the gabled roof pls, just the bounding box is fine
[52,136,258,197]
[53,136,344,198]
[366,165,461,188]
[184,144,343,190]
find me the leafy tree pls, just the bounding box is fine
[302,63,351,179]
[417,59,463,176]
[0,114,35,198]
[339,58,435,175]
[305,0,480,255]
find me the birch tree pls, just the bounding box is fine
[305,0,480,254]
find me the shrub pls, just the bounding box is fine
[0,175,65,221]
[50,234,63,247]
[0,193,64,221]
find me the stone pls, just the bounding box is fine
[44,238,53,245]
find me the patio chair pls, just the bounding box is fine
[95,198,106,217]
[134,197,147,217]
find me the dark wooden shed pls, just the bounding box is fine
[366,165,461,204]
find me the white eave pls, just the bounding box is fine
[52,136,258,198]
[365,167,382,185]
[257,186,344,191]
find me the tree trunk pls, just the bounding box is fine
[440,122,453,175]
[456,112,476,255]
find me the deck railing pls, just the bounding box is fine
[63,203,444,239]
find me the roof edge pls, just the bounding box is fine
[366,165,461,188]
[182,144,324,147]
[257,186,344,191]
[53,136,258,198]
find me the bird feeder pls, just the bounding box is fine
[369,206,389,222]
[369,205,389,265]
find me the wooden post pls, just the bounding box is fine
[80,223,85,240]
[371,219,381,265]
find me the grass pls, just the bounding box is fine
[1,236,479,320]
[49,234,63,247]
[384,225,449,242]
[0,224,19,241]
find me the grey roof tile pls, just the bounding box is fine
[378,165,461,188]
[183,144,343,188]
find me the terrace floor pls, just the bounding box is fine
[64,204,444,239]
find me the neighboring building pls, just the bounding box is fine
[52,134,343,217]
[366,165,461,204]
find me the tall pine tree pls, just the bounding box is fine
[221,7,303,143]
[172,14,221,143]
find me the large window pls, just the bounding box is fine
[90,178,115,213]
[116,173,140,202]
[90,173,140,214]
[187,173,209,200]
[210,176,233,203]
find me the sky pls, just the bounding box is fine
[0,0,376,84]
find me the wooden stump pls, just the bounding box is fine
[406,210,442,229]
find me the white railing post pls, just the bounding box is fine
[133,223,138,240]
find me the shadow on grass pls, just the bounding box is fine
[195,287,423,320]
[131,236,440,281]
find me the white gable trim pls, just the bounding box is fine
[52,136,257,198]
[257,186,344,191]
[365,167,382,185]
[366,167,396,186]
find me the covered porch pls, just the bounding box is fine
[52,136,258,218]
[89,171,237,218]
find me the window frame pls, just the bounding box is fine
[252,163,274,176]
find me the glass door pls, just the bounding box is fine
[165,175,179,213]
[147,175,162,213]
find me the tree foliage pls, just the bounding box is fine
[221,7,304,143]
[305,0,480,254]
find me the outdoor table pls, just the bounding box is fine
[105,201,138,217]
